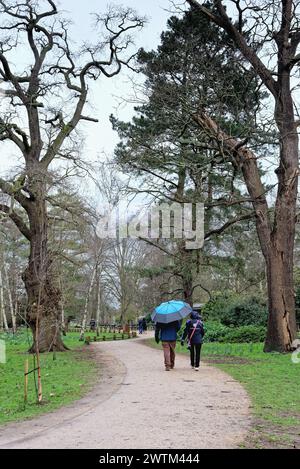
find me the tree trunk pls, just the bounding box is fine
[120,300,125,326]
[23,199,67,353]
[61,299,66,336]
[182,250,194,306]
[79,265,97,341]
[96,274,101,336]
[264,117,299,351]
[0,269,9,332]
[23,262,67,353]
[3,261,17,333]
[183,277,193,306]
[264,248,297,352]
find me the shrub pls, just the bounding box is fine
[203,321,229,343]
[202,291,237,321]
[202,321,265,343]
[294,287,300,323]
[221,296,267,327]
[219,325,266,343]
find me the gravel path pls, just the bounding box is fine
[0,334,251,449]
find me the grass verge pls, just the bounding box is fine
[0,330,111,426]
[147,339,300,449]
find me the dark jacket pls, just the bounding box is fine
[155,320,181,342]
[182,312,205,345]
[138,318,143,328]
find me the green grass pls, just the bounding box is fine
[148,339,300,448]
[0,329,123,426]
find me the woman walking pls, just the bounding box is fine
[181,311,205,371]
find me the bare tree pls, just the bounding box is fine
[79,262,97,341]
[103,238,149,324]
[0,0,144,351]
[186,0,300,352]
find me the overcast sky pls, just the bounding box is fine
[61,0,173,159]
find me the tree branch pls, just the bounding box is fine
[0,177,30,209]
[204,212,255,240]
[0,204,31,240]
[193,112,272,257]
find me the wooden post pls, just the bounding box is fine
[35,304,43,404]
[37,360,42,403]
[24,359,29,404]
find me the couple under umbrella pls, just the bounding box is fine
[152,300,205,371]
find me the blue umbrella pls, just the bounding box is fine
[151,300,192,324]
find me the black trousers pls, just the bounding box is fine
[190,343,202,367]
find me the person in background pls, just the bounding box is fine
[155,320,182,371]
[142,317,147,332]
[138,317,144,334]
[181,311,205,371]
[90,318,96,331]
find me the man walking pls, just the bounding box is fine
[155,320,181,371]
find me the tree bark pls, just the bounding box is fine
[96,272,101,336]
[79,264,97,341]
[23,198,67,353]
[181,249,194,306]
[264,248,297,352]
[264,117,299,351]
[182,275,193,306]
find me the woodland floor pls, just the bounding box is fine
[0,333,251,449]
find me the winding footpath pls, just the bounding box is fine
[0,334,251,449]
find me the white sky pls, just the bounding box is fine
[62,0,172,160]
